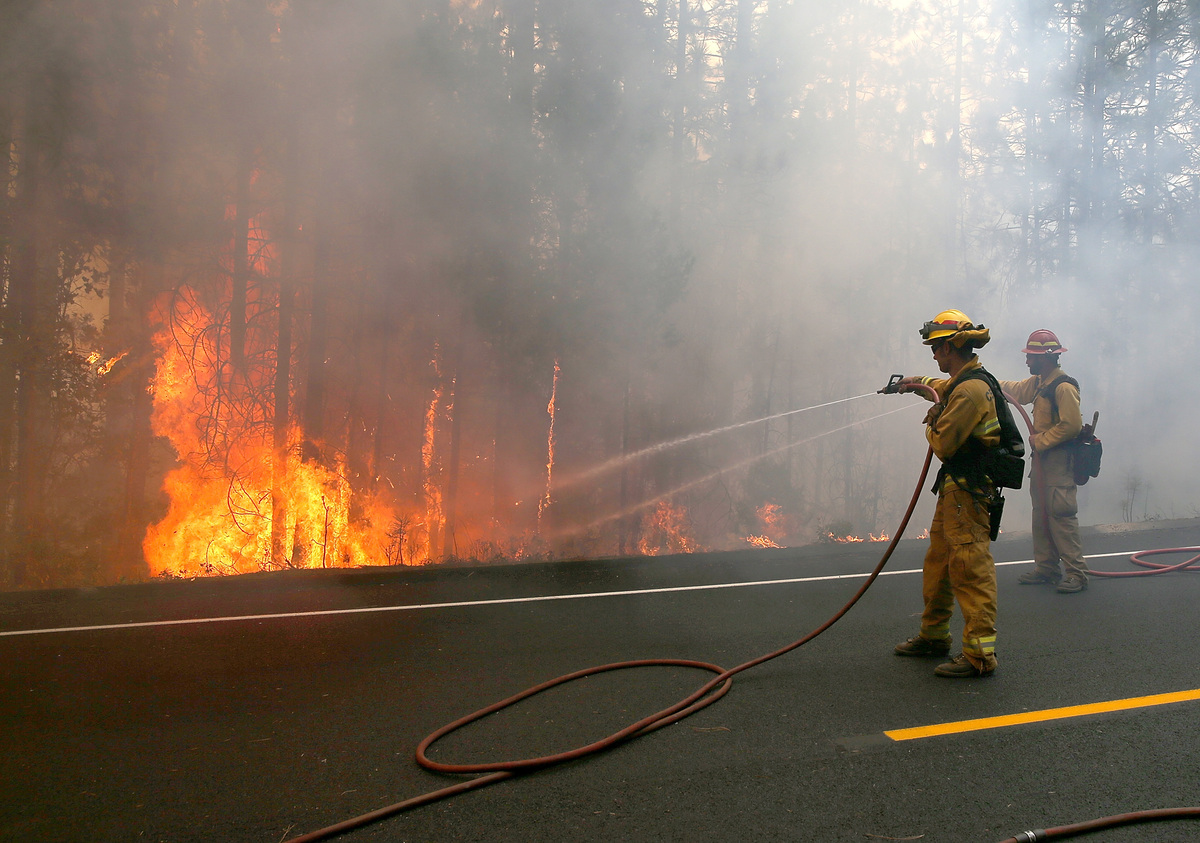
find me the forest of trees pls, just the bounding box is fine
[2,0,1199,589]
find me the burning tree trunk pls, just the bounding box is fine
[421,346,448,562]
[537,359,559,533]
[109,259,157,582]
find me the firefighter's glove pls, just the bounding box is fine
[923,403,944,425]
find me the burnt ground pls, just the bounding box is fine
[2,518,1200,843]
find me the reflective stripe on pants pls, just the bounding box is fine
[920,486,999,672]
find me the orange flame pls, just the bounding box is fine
[745,535,782,548]
[758,502,783,528]
[746,502,788,548]
[142,287,414,576]
[141,204,434,577]
[638,501,701,556]
[87,350,129,376]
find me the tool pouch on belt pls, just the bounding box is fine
[988,494,1004,541]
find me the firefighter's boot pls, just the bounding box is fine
[894,635,952,657]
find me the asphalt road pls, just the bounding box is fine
[3,519,1200,843]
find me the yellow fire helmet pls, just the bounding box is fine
[919,309,991,349]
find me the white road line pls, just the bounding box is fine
[0,550,1151,638]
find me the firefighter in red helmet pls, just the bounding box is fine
[999,329,1089,593]
[886,310,1004,678]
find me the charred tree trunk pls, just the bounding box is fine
[369,269,403,498]
[230,161,249,374]
[0,128,17,566]
[507,0,535,124]
[292,226,331,566]
[270,258,295,567]
[109,259,155,582]
[618,368,632,556]
[345,283,373,521]
[7,99,55,588]
[301,234,330,464]
[670,0,690,220]
[442,316,466,559]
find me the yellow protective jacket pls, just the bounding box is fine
[913,358,1002,494]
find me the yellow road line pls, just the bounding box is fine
[885,688,1200,741]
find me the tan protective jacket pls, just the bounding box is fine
[914,358,1002,493]
[999,368,1082,453]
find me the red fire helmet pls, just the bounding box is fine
[1022,329,1066,354]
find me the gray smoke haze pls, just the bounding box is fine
[2,0,1197,586]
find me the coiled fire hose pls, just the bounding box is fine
[284,387,943,842]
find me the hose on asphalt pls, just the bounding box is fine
[1000,807,1200,842]
[1003,393,1200,578]
[997,395,1200,842]
[288,386,1200,843]
[284,394,940,842]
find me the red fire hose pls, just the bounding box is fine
[999,807,1200,842]
[284,391,943,842]
[286,386,1199,843]
[995,394,1200,842]
[1003,393,1200,578]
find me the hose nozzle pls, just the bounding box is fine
[879,374,905,394]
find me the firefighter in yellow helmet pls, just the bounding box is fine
[887,310,1004,678]
[999,330,1088,593]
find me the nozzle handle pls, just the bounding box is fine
[879,374,905,394]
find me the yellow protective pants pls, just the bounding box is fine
[919,486,998,672]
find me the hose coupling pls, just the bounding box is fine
[1014,831,1046,842]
